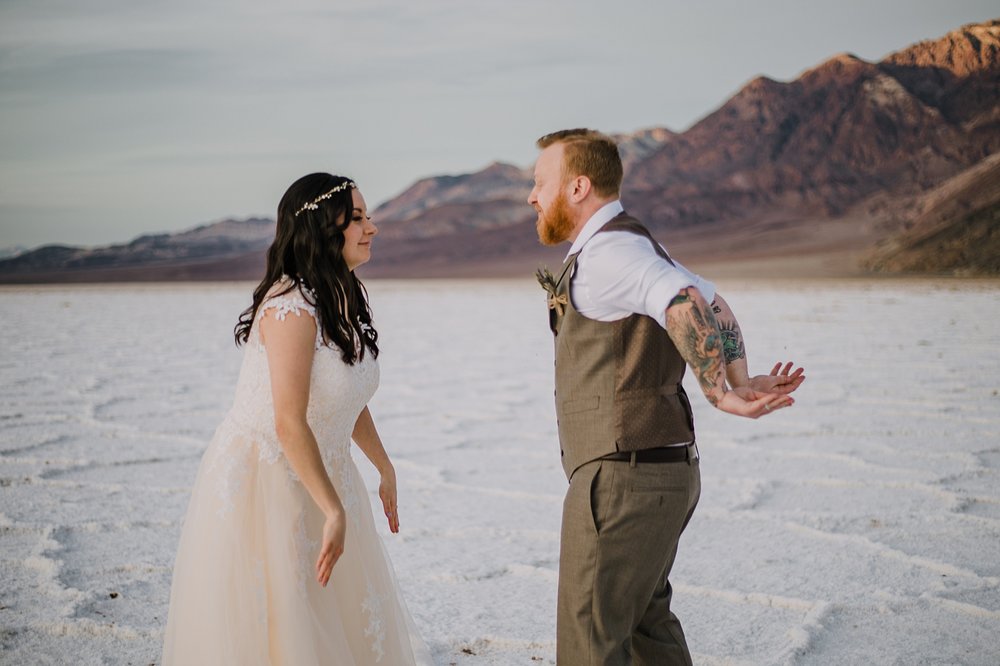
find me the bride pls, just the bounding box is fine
[162,173,432,664]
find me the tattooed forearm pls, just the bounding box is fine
[710,296,748,367]
[717,318,746,363]
[666,288,726,407]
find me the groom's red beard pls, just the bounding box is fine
[535,191,575,246]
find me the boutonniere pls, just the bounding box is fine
[535,266,568,316]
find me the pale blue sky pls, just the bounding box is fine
[1,1,996,248]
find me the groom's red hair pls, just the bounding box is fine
[536,128,623,198]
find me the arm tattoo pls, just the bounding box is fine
[710,298,746,364]
[717,318,746,363]
[666,289,725,406]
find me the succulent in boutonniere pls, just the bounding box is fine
[535,267,568,316]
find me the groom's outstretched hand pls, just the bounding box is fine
[721,387,794,418]
[749,361,805,395]
[727,361,805,418]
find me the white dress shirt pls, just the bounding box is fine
[566,200,716,329]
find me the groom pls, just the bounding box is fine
[529,128,804,665]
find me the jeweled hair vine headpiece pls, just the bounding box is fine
[293,180,357,217]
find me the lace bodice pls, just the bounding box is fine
[213,280,379,516]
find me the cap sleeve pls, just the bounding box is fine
[259,291,317,322]
[254,278,322,350]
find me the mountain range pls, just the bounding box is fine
[2,19,998,283]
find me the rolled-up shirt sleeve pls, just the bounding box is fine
[578,232,715,330]
[654,259,716,322]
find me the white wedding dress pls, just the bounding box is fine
[162,282,432,665]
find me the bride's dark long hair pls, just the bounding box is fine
[234,173,378,364]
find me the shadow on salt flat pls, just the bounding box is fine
[937,584,1000,614]
[746,477,961,515]
[0,619,159,666]
[678,587,821,666]
[821,512,1000,579]
[64,565,171,633]
[5,524,183,644]
[794,593,1000,666]
[2,429,205,468]
[406,572,557,665]
[88,401,227,441]
[676,511,969,601]
[40,456,201,489]
[1,480,188,526]
[394,526,557,582]
[959,496,1000,521]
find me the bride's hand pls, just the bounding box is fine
[316,505,346,587]
[379,465,399,533]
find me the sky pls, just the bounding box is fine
[0,1,996,249]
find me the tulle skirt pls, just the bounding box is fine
[162,425,432,665]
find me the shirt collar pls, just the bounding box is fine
[565,200,625,259]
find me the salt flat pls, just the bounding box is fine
[1,279,998,665]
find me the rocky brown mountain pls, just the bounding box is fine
[0,218,273,283]
[2,20,996,282]
[363,19,1000,276]
[863,152,1000,275]
[373,127,676,241]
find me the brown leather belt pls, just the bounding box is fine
[600,443,698,464]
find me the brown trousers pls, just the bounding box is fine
[557,457,701,665]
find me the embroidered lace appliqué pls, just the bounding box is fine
[324,445,361,523]
[362,578,387,662]
[207,424,251,519]
[253,282,323,352]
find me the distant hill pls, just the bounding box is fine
[862,152,1000,275]
[0,218,273,283]
[626,20,1000,228]
[364,19,1000,278]
[2,20,997,283]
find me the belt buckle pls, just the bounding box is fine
[689,442,700,462]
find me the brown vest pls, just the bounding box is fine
[549,213,695,479]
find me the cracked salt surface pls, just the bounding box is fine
[1,279,998,665]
